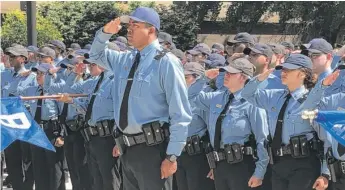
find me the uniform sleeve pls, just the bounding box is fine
[89,28,125,72]
[193,91,219,112]
[317,93,345,111]
[71,97,89,115]
[160,56,192,156]
[248,106,269,179]
[302,81,329,110]
[44,74,66,94]
[241,77,275,110]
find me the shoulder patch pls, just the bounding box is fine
[154,49,169,60]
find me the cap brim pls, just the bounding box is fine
[187,50,201,55]
[307,48,323,54]
[120,15,146,24]
[5,49,21,56]
[275,63,302,70]
[227,40,240,45]
[184,70,194,75]
[337,64,345,70]
[219,65,242,74]
[158,38,164,43]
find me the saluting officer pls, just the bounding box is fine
[89,7,192,190]
[2,45,36,190]
[193,58,270,190]
[19,63,66,190]
[44,51,93,190]
[241,54,331,190]
[174,62,215,190]
[59,57,121,190]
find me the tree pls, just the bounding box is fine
[1,9,62,49]
[157,4,200,51]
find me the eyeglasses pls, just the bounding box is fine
[308,53,322,59]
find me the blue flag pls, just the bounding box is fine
[0,97,55,152]
[315,110,345,146]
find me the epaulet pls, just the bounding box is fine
[154,49,169,60]
[297,93,308,104]
[109,75,114,80]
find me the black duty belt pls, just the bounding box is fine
[119,127,170,147]
[334,160,345,175]
[83,120,114,138]
[39,120,59,130]
[212,146,254,162]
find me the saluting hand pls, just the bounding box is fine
[205,69,220,79]
[322,70,340,86]
[54,137,64,147]
[206,169,214,180]
[248,176,262,188]
[103,18,122,34]
[312,176,328,190]
[257,68,274,82]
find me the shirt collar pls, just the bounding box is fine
[227,88,243,101]
[289,85,308,101]
[138,39,160,57]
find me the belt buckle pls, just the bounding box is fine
[341,162,345,174]
[123,135,130,147]
[213,151,219,162]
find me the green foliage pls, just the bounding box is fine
[1,9,62,49]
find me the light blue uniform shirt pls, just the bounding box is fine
[188,77,208,138]
[324,69,345,95]
[44,72,83,121]
[242,78,330,174]
[72,71,115,127]
[89,29,192,156]
[1,67,37,97]
[303,82,345,160]
[259,70,286,90]
[1,68,13,87]
[193,88,269,179]
[24,61,38,70]
[18,85,60,121]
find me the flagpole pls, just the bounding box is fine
[20,94,88,100]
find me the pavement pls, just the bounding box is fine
[2,173,73,190]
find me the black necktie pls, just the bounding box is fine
[59,103,69,124]
[214,93,235,151]
[34,88,44,123]
[272,93,292,154]
[85,72,105,123]
[119,52,141,130]
[337,143,345,157]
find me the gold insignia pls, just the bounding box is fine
[216,104,222,108]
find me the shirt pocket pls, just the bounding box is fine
[227,110,247,132]
[209,108,222,129]
[131,72,152,98]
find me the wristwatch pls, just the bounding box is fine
[321,173,331,180]
[166,155,178,162]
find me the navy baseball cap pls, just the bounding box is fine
[211,43,224,53]
[306,38,333,54]
[47,40,66,50]
[204,53,226,68]
[68,43,81,51]
[184,62,205,76]
[120,7,160,30]
[33,63,54,73]
[276,54,312,70]
[220,58,255,77]
[27,45,39,53]
[281,42,294,50]
[171,49,184,60]
[244,43,273,58]
[269,44,286,55]
[228,32,255,45]
[37,47,56,59]
[188,43,211,56]
[107,42,120,51]
[5,45,28,58]
[158,32,173,44]
[114,41,128,51]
